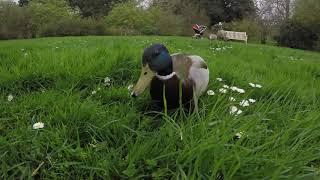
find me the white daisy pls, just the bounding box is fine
[229,97,236,102]
[128,84,134,91]
[249,83,256,87]
[236,109,243,115]
[104,76,111,86]
[104,77,111,83]
[8,94,14,102]
[230,106,238,115]
[249,99,256,103]
[249,83,263,88]
[236,88,245,94]
[240,100,250,107]
[207,90,215,96]
[91,90,97,95]
[235,132,244,139]
[216,78,223,82]
[219,88,227,94]
[33,122,44,129]
[230,86,238,92]
[223,85,229,89]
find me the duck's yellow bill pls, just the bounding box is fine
[131,65,156,97]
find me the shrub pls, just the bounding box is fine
[277,20,318,50]
[41,18,106,37]
[0,2,36,39]
[106,2,157,35]
[223,18,262,42]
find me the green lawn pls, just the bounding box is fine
[1,36,320,179]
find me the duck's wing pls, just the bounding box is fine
[171,53,193,80]
[171,54,209,97]
[187,55,209,97]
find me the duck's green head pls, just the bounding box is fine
[132,44,172,97]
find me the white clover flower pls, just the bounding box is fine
[33,122,44,129]
[249,99,256,103]
[219,88,227,94]
[223,85,229,89]
[216,78,223,82]
[229,97,236,102]
[240,100,250,107]
[8,94,14,102]
[91,90,97,95]
[128,84,134,91]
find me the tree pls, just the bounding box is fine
[68,0,128,18]
[293,0,320,34]
[150,0,210,36]
[28,0,74,34]
[0,1,36,39]
[257,0,294,24]
[19,0,30,6]
[277,20,318,50]
[196,0,256,25]
[106,1,157,35]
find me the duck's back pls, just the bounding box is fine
[172,53,209,97]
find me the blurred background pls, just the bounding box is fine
[0,0,319,51]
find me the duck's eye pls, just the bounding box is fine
[144,72,147,75]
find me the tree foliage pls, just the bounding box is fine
[106,2,157,35]
[28,0,74,31]
[293,0,320,34]
[68,0,127,18]
[197,0,256,25]
[0,1,36,39]
[152,0,256,26]
[277,20,318,50]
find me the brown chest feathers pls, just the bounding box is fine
[150,74,194,109]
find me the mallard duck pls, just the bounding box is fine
[131,44,209,110]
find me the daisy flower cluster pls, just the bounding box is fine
[210,45,233,52]
[90,76,112,95]
[206,77,263,117]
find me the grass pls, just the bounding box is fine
[0,36,320,179]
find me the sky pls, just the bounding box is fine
[2,0,19,3]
